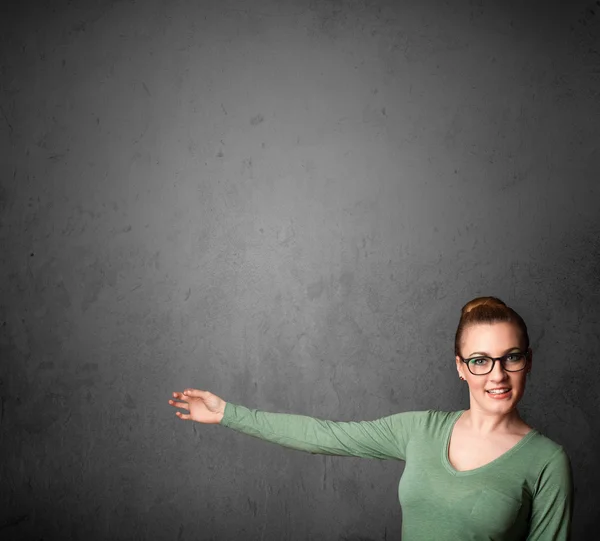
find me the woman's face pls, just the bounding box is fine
[455,322,532,413]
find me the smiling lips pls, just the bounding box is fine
[486,388,511,394]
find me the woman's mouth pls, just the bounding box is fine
[486,388,512,399]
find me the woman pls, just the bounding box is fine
[168,296,574,540]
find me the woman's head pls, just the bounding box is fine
[454,296,532,413]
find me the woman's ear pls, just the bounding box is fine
[455,355,463,377]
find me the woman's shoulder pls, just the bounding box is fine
[386,408,458,421]
[525,429,571,461]
[385,408,461,433]
[388,408,461,417]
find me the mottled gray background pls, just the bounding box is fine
[1,0,599,539]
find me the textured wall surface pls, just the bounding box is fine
[1,0,599,539]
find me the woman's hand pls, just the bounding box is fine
[168,388,227,424]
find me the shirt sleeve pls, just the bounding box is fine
[526,447,574,541]
[219,402,417,460]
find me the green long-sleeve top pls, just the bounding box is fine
[220,403,574,540]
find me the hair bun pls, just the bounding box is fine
[462,296,506,315]
[455,296,529,358]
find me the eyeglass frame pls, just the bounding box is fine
[458,349,530,376]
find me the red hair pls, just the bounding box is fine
[454,296,530,357]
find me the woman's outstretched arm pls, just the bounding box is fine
[168,388,415,460]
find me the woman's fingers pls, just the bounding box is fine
[176,411,192,420]
[168,400,189,410]
[171,389,209,400]
[183,388,209,398]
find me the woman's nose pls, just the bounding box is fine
[490,359,510,378]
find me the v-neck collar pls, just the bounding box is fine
[442,410,539,476]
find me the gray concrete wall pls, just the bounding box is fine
[1,0,599,539]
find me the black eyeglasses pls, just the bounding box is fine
[458,350,529,376]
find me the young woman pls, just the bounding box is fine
[168,296,574,540]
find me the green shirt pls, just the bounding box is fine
[220,403,573,540]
